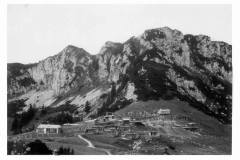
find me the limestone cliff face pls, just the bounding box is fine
[96,41,124,82]
[27,45,94,95]
[7,27,232,123]
[8,45,95,96]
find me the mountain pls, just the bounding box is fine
[7,26,232,124]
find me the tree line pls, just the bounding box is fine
[11,104,36,134]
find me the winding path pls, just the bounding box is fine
[78,135,111,155]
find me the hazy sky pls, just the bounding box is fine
[7,4,231,64]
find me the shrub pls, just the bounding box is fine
[46,111,73,125]
[57,146,74,155]
[25,139,52,155]
[7,140,26,155]
[8,139,52,155]
[84,101,91,114]
[7,99,26,117]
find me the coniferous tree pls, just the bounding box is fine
[84,101,91,114]
[11,116,20,134]
[67,148,70,154]
[110,83,116,101]
[58,146,64,154]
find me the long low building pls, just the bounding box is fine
[36,124,62,134]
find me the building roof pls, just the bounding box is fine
[158,108,170,111]
[122,117,131,120]
[157,109,171,114]
[37,124,61,129]
[63,123,80,126]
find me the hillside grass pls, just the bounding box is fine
[83,134,132,154]
[115,98,231,154]
[115,98,231,137]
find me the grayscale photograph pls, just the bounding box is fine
[6,4,232,155]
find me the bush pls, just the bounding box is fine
[84,101,91,114]
[7,140,26,155]
[100,93,108,99]
[8,139,52,155]
[25,139,52,155]
[57,146,74,155]
[40,105,47,115]
[7,99,26,117]
[18,77,36,87]
[46,111,73,125]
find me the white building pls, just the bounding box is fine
[157,109,171,115]
[36,124,61,134]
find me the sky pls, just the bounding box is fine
[7,4,232,64]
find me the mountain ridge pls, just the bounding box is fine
[7,26,232,124]
[8,26,231,65]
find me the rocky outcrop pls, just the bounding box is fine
[7,63,37,96]
[8,45,96,96]
[7,26,232,123]
[27,45,94,95]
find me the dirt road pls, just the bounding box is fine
[78,135,111,155]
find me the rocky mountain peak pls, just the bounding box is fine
[104,41,122,47]
[7,26,232,124]
[142,26,184,41]
[98,41,123,56]
[60,45,90,59]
